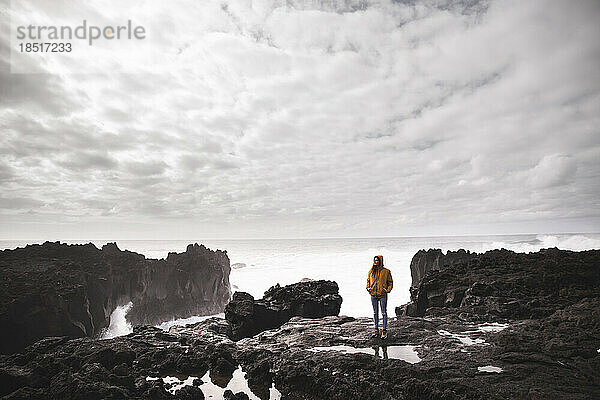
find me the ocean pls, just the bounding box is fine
[2,233,599,336]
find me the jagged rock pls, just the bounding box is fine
[224,280,342,340]
[408,248,473,288]
[127,243,231,326]
[397,248,600,321]
[0,242,231,354]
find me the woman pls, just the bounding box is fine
[366,255,393,339]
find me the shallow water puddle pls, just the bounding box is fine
[147,375,197,394]
[476,323,509,332]
[478,365,503,373]
[437,323,508,346]
[147,366,282,399]
[307,344,422,364]
[437,329,486,345]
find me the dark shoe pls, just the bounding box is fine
[371,328,380,338]
[381,329,387,339]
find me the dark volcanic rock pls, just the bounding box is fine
[1,248,599,400]
[397,248,600,321]
[408,248,473,288]
[0,325,215,399]
[126,243,231,326]
[223,389,249,400]
[0,242,231,354]
[225,280,342,340]
[4,306,598,400]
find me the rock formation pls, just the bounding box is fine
[397,248,600,321]
[408,248,473,288]
[225,280,342,340]
[0,242,231,354]
[0,248,598,399]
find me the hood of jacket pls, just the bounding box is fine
[373,255,384,268]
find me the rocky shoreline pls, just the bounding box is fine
[0,242,231,354]
[398,248,599,322]
[1,245,599,399]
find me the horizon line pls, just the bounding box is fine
[1,231,599,242]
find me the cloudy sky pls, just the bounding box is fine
[1,0,599,240]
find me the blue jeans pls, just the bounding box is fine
[371,295,388,330]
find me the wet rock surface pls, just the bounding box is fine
[0,242,231,354]
[2,310,598,399]
[1,248,599,399]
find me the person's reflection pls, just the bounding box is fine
[372,345,389,359]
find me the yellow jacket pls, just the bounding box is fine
[366,255,393,298]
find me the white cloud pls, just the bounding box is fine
[528,154,577,189]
